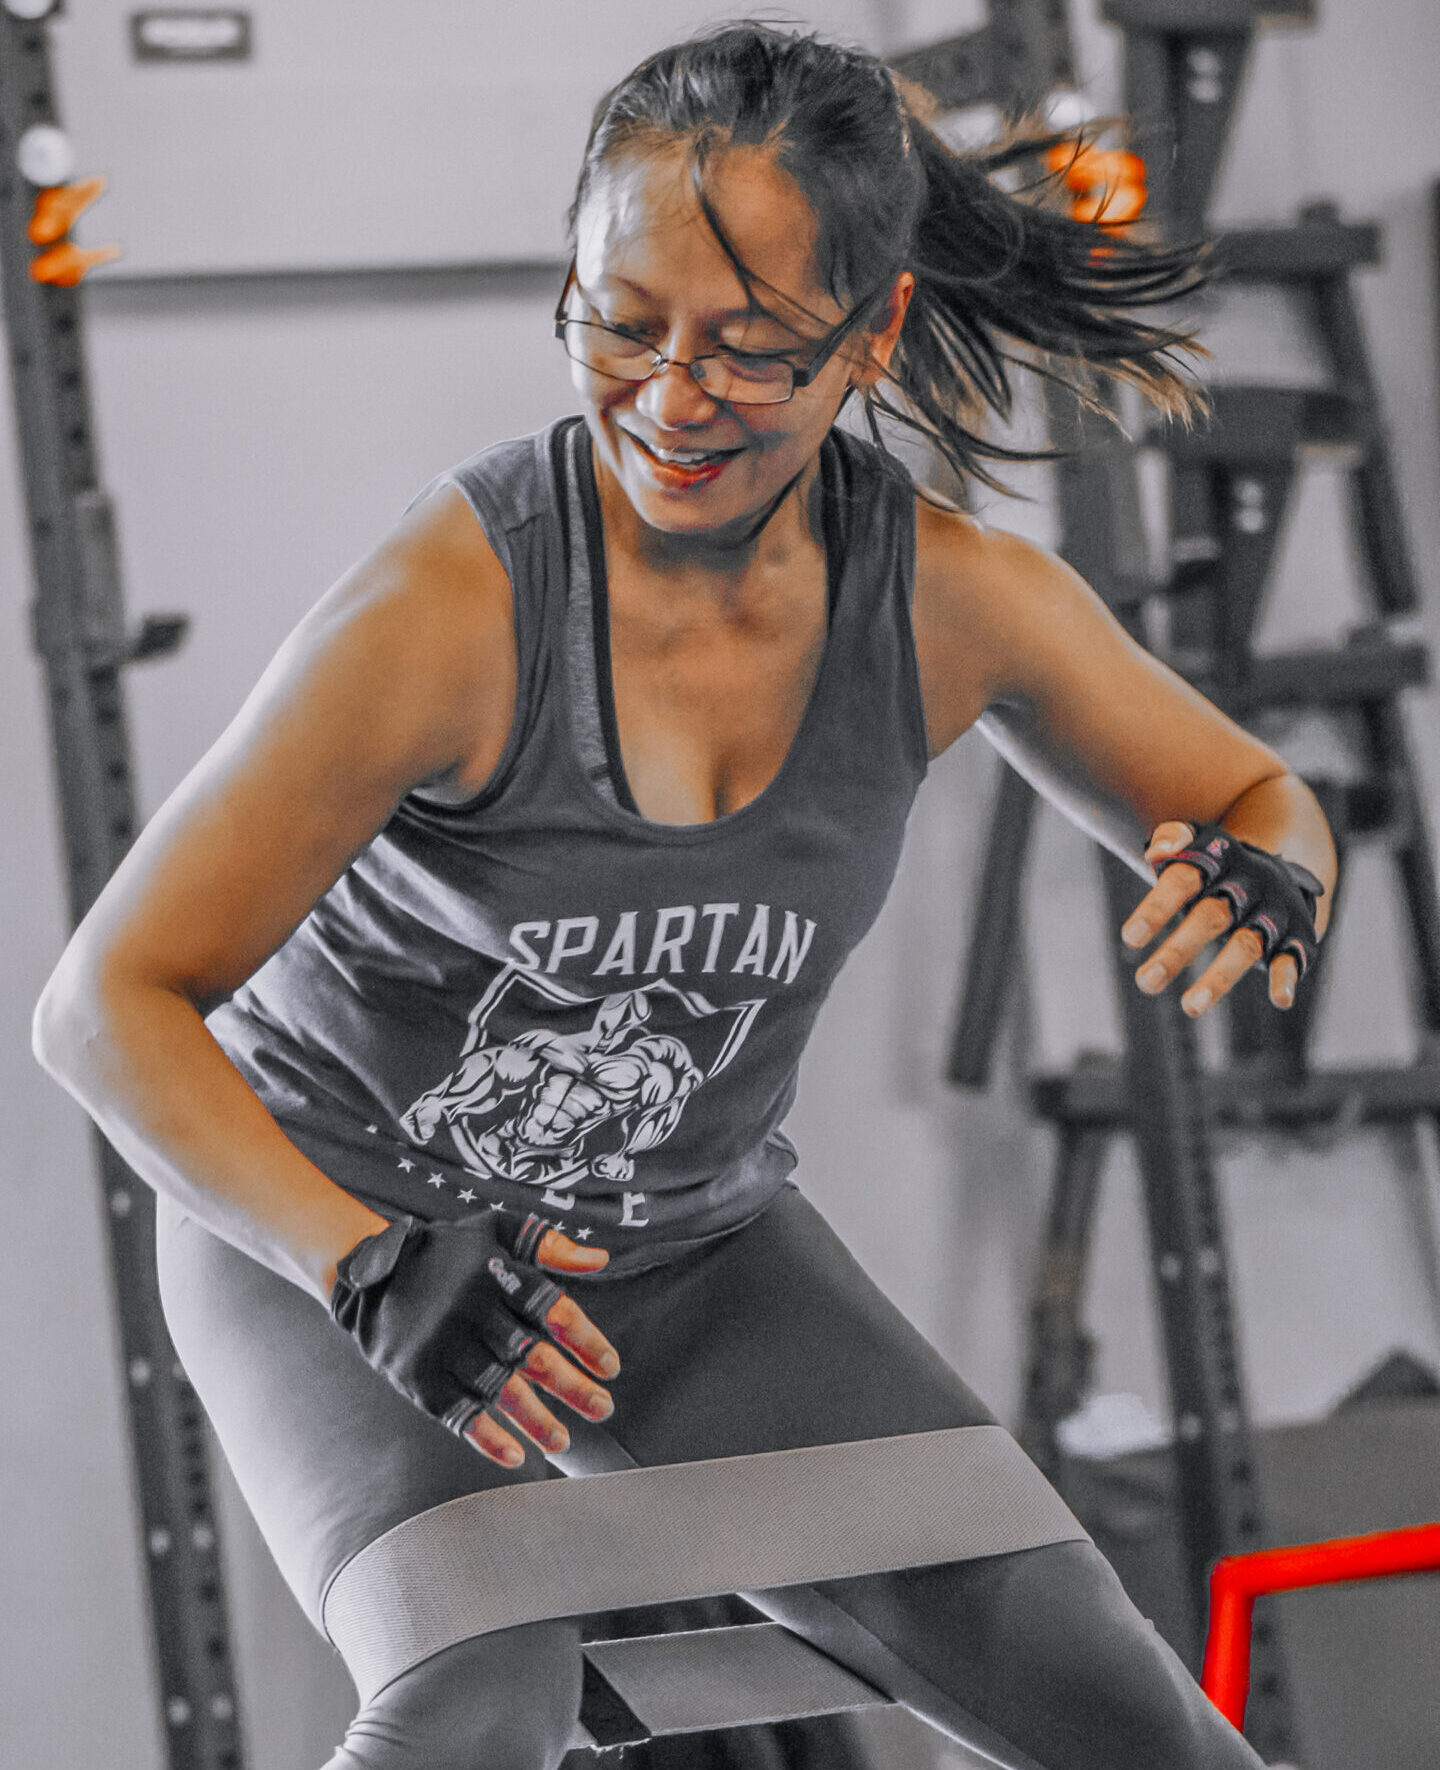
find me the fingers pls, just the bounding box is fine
[460,1337,617,1466]
[526,1222,621,1376]
[497,1341,616,1453]
[488,1347,615,1460]
[1268,950,1299,1010]
[1131,894,1234,997]
[1129,906,1299,1017]
[463,1410,528,1468]
[542,1288,621,1380]
[1187,935,1298,1013]
[537,1225,610,1273]
[1121,864,1204,952]
[1145,821,1195,862]
[522,1339,615,1423]
[1177,925,1266,1016]
[1120,823,1201,952]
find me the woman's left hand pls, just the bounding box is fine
[1119,821,1309,1016]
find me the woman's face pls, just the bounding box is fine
[568,142,911,552]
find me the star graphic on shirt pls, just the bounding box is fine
[397,1157,415,1173]
[365,1125,378,1135]
[427,1173,446,1188]
[458,1189,477,1204]
[574,1228,594,1241]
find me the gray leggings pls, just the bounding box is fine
[156,1185,1263,1770]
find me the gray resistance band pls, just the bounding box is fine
[323,1425,1089,1704]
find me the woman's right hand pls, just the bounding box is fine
[330,1210,620,1467]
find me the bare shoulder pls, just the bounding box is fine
[911,492,1089,756]
[313,479,514,695]
[291,479,518,801]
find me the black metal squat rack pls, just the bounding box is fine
[949,1,1440,1761]
[0,7,244,1769]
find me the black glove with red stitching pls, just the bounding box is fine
[1153,822,1324,978]
[330,1210,566,1440]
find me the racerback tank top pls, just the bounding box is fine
[209,415,929,1274]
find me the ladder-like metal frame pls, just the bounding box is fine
[1041,379,1299,1759]
[1,13,244,1769]
[949,3,1440,1760]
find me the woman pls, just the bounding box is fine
[34,22,1334,1770]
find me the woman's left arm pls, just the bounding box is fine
[912,507,1337,1016]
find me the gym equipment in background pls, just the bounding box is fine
[949,0,1440,1761]
[1201,1520,1440,1729]
[0,7,242,1769]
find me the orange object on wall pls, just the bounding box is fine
[26,175,121,285]
[1046,142,1147,227]
[28,175,108,245]
[29,240,123,287]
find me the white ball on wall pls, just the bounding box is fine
[17,122,75,187]
[3,0,61,19]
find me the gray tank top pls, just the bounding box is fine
[209,415,928,1273]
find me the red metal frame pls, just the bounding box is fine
[1201,1522,1440,1727]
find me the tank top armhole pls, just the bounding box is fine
[396,463,539,819]
[831,427,930,780]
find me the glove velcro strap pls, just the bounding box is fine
[1284,859,1325,911]
[334,1216,415,1295]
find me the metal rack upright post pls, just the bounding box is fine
[0,9,244,1768]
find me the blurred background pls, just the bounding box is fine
[4,2,1440,1767]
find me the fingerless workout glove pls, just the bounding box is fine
[1155,823,1324,977]
[330,1211,562,1439]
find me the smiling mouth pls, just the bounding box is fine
[624,431,743,468]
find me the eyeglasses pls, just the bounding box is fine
[552,258,886,406]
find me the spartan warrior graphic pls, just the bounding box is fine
[401,968,765,1192]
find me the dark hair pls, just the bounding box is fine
[565,19,1206,497]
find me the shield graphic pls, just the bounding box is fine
[400,968,765,1192]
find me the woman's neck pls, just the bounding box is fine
[593,439,827,590]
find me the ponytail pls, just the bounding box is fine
[870,107,1207,494]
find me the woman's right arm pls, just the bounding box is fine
[31,483,519,1303]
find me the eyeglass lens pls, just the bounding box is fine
[558,320,796,404]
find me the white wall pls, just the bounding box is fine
[5,2,1440,1767]
[54,0,884,274]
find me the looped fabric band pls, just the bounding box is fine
[322,1425,1089,1705]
